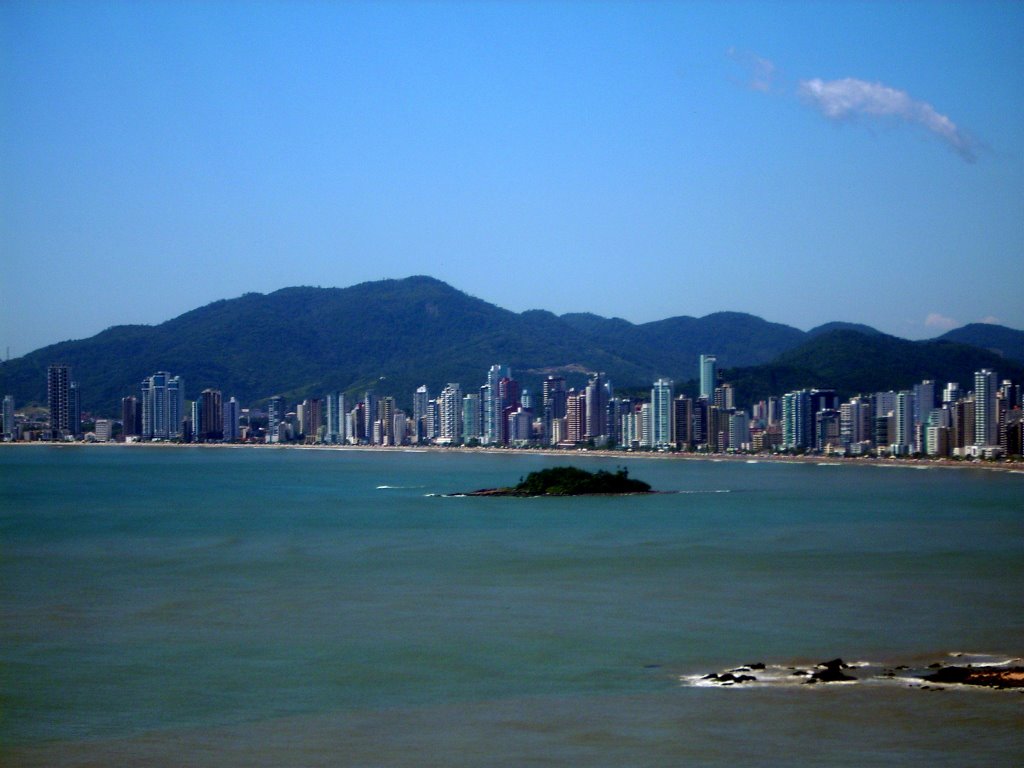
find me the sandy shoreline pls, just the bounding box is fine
[3,439,1022,474]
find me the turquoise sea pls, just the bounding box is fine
[1,446,1022,766]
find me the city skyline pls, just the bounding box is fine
[6,354,1021,461]
[3,1,1023,356]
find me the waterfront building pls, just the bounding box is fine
[639,402,652,448]
[507,407,533,444]
[566,389,585,444]
[2,394,14,440]
[223,397,241,441]
[699,354,717,399]
[413,385,430,443]
[585,373,607,442]
[974,369,998,447]
[200,389,224,441]
[484,364,510,444]
[943,382,961,405]
[781,390,811,450]
[121,395,141,437]
[326,392,344,444]
[840,396,872,448]
[47,364,72,440]
[392,411,409,445]
[69,381,82,437]
[267,395,286,443]
[438,384,462,445]
[673,395,692,449]
[542,376,567,444]
[729,410,751,451]
[93,419,112,442]
[893,391,914,455]
[815,409,841,452]
[141,372,185,440]
[462,393,481,443]
[362,392,376,443]
[651,378,673,449]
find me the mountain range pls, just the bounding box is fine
[2,276,1021,416]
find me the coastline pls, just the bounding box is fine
[3,439,1022,474]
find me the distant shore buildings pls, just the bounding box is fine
[3,359,1022,460]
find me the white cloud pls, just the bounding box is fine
[727,48,776,92]
[925,312,958,331]
[979,315,1001,325]
[798,77,976,162]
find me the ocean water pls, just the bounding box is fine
[1,446,1022,766]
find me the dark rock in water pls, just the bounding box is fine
[922,666,1024,688]
[809,658,856,683]
[702,673,719,680]
[818,658,850,670]
[747,662,766,670]
[734,674,758,683]
[791,669,808,676]
[717,673,737,682]
[928,662,943,669]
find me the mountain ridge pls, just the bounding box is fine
[1,276,1020,415]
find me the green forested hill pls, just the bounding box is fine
[724,330,1024,403]
[1,277,1021,415]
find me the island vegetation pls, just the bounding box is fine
[459,466,653,497]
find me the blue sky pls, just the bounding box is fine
[2,1,1022,357]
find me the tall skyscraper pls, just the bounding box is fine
[69,380,82,437]
[438,384,462,444]
[974,369,998,447]
[651,378,673,449]
[673,395,692,449]
[485,364,509,444]
[200,389,223,441]
[699,355,717,400]
[585,372,607,441]
[267,395,286,443]
[47,364,72,440]
[139,371,184,440]
[122,395,140,437]
[413,385,430,443]
[462,393,481,443]
[542,376,567,443]
[223,396,241,441]
[2,394,14,440]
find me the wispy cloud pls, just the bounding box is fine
[798,77,976,162]
[727,48,776,92]
[925,312,958,331]
[979,315,1001,325]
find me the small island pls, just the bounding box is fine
[457,466,653,497]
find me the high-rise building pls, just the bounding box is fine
[121,395,141,437]
[2,394,14,440]
[223,396,241,441]
[485,364,509,445]
[438,383,462,445]
[699,355,718,400]
[141,372,185,440]
[673,395,692,449]
[651,378,673,449]
[893,390,913,455]
[267,395,286,443]
[69,381,82,437]
[542,376,567,443]
[585,373,607,442]
[47,364,72,440]
[781,390,811,450]
[413,385,430,443]
[200,389,223,441]
[729,410,751,451]
[462,393,481,443]
[974,369,998,447]
[566,389,585,444]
